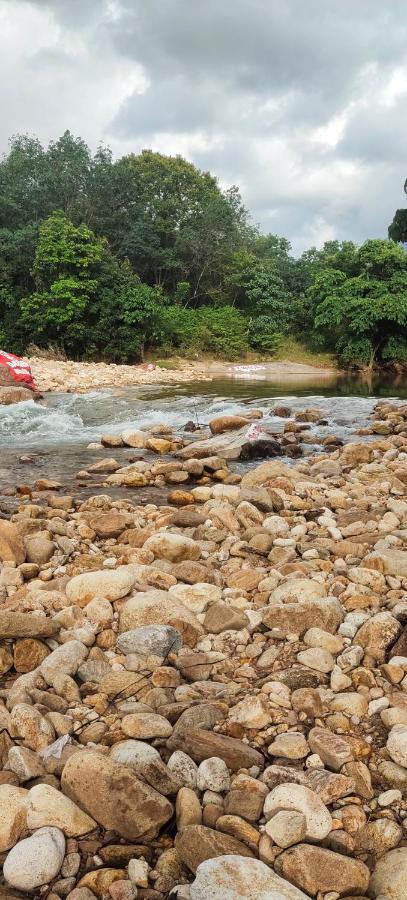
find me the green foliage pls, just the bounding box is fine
[157,305,248,359]
[311,239,407,367]
[0,129,406,368]
[389,177,407,242]
[248,316,282,354]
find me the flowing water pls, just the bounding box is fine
[0,369,406,499]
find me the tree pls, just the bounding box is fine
[311,239,407,367]
[389,178,407,242]
[93,150,248,300]
[18,210,162,361]
[19,210,104,353]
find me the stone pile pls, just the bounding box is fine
[0,400,405,897]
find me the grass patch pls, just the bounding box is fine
[272,337,337,369]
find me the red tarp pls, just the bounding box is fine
[0,351,37,390]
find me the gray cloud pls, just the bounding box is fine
[1,0,407,252]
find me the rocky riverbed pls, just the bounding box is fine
[0,400,406,898]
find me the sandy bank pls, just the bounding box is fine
[29,356,337,393]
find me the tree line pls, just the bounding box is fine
[0,130,406,368]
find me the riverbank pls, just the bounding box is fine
[0,399,406,897]
[29,355,338,393]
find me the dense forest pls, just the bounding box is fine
[0,130,406,368]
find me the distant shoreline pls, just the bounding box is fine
[28,355,338,394]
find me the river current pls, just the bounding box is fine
[0,371,406,497]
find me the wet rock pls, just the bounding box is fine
[0,521,26,565]
[209,416,250,434]
[61,750,173,840]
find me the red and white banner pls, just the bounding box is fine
[0,351,37,390]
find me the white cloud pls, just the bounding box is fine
[0,0,406,253]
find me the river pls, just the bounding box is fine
[0,370,406,499]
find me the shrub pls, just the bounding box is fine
[248,315,282,354]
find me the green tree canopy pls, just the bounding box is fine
[311,239,407,367]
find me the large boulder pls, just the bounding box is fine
[61,750,173,841]
[262,597,343,636]
[190,855,310,900]
[3,826,65,892]
[0,385,35,405]
[0,611,59,639]
[66,567,136,606]
[0,785,28,852]
[167,728,263,771]
[275,844,370,897]
[369,847,407,899]
[26,783,97,836]
[119,590,204,648]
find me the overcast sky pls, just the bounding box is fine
[0,0,406,254]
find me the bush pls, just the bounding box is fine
[248,316,282,354]
[157,305,249,359]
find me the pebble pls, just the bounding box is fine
[0,399,405,898]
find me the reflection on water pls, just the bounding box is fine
[0,370,405,494]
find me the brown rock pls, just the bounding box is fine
[13,638,50,673]
[175,824,254,873]
[119,589,204,648]
[0,521,25,565]
[308,726,353,771]
[89,512,130,538]
[209,415,250,435]
[61,750,173,841]
[24,535,55,565]
[203,604,249,634]
[0,611,60,639]
[262,597,343,636]
[0,385,34,404]
[274,844,370,897]
[167,728,263,770]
